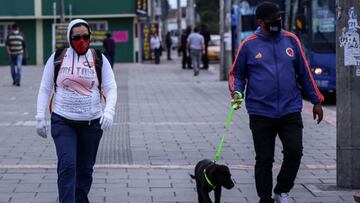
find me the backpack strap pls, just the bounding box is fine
[53,48,67,89]
[90,48,103,89]
[90,48,106,102]
[49,48,67,113]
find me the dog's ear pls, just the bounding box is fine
[215,165,235,189]
[217,165,231,176]
[212,165,231,183]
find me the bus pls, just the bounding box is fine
[288,0,336,96]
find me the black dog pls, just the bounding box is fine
[190,159,235,203]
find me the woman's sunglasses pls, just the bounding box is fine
[71,34,90,41]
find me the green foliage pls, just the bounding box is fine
[195,0,219,34]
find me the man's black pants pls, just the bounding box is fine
[249,112,303,202]
[182,49,191,69]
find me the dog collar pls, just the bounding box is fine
[203,169,216,189]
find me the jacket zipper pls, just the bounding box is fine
[273,40,280,116]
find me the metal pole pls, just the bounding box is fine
[190,0,194,27]
[284,0,291,30]
[219,0,225,80]
[220,0,231,81]
[337,0,360,188]
[53,2,57,24]
[60,0,65,23]
[234,0,240,48]
[177,0,182,47]
[224,0,232,80]
[69,4,72,21]
[151,0,155,21]
[237,0,242,44]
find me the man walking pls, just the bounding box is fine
[200,25,211,69]
[180,27,192,69]
[165,31,172,60]
[103,32,116,68]
[187,27,205,76]
[229,2,324,203]
[6,23,26,86]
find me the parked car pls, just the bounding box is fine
[207,36,220,61]
[207,34,231,62]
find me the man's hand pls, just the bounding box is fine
[231,91,243,110]
[313,104,323,124]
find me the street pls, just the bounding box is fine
[0,57,353,203]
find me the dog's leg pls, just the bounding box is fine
[196,184,203,203]
[200,191,212,203]
[214,186,221,203]
[197,186,212,203]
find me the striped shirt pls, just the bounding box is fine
[6,31,25,55]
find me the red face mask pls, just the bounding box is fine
[71,38,90,55]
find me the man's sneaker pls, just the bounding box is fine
[274,193,289,203]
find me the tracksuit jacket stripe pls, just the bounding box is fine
[229,34,257,92]
[284,31,324,103]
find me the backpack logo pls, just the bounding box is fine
[255,52,262,59]
[286,48,294,57]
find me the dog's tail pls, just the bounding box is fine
[189,174,195,179]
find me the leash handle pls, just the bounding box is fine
[214,103,238,162]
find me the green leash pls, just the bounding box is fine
[214,103,238,162]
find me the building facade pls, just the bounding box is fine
[0,0,140,65]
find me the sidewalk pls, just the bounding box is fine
[0,56,355,203]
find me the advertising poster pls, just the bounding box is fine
[113,31,129,43]
[52,23,107,51]
[136,0,148,15]
[141,23,159,61]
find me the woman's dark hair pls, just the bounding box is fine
[70,23,91,37]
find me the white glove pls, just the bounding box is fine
[35,115,47,138]
[99,111,114,131]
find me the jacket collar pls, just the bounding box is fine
[254,27,284,41]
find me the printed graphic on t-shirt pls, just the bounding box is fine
[62,78,92,96]
[56,61,99,115]
[57,90,91,114]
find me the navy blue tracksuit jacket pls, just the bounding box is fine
[229,27,324,118]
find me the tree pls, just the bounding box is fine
[195,0,219,34]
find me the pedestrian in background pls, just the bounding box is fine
[6,23,26,86]
[150,32,161,64]
[180,26,192,69]
[165,31,172,60]
[187,26,205,76]
[200,24,211,69]
[229,2,324,203]
[35,19,117,203]
[103,32,116,68]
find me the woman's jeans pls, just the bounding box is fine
[51,113,103,203]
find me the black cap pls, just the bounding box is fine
[256,1,282,21]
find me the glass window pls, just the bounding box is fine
[311,0,335,52]
[87,21,108,46]
[0,23,13,46]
